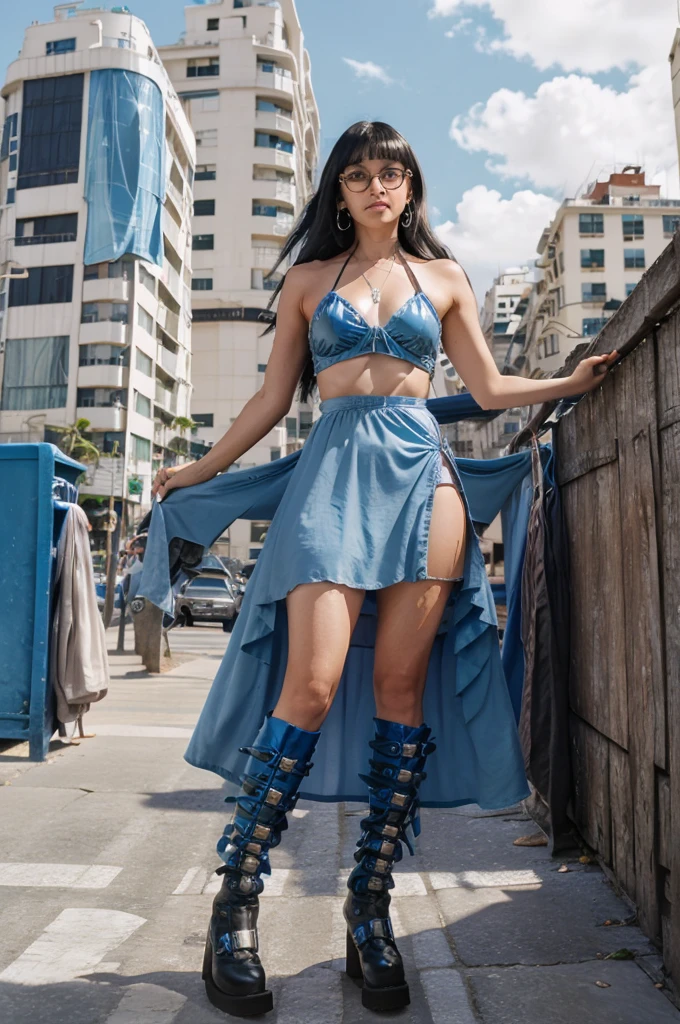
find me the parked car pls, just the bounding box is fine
[174,572,239,629]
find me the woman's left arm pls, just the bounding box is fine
[439,261,618,411]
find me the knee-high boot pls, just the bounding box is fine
[344,717,436,1012]
[202,713,320,1017]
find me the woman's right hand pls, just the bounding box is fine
[151,463,196,500]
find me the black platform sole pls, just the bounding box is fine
[345,929,411,1012]
[202,932,273,1017]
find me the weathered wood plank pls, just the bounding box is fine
[570,713,611,864]
[563,464,628,748]
[609,742,635,898]
[658,773,671,872]
[616,423,662,942]
[660,419,680,982]
[556,367,618,486]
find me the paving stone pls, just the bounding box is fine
[467,960,680,1023]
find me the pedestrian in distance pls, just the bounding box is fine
[146,121,617,1018]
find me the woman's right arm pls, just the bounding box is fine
[152,264,311,499]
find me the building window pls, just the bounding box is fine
[137,305,154,334]
[493,320,510,334]
[135,348,153,375]
[79,344,128,366]
[270,447,281,461]
[192,277,213,291]
[581,282,607,303]
[544,334,560,356]
[195,164,216,180]
[255,131,294,154]
[193,199,215,216]
[503,421,520,433]
[624,248,645,269]
[580,248,604,269]
[250,521,270,544]
[138,263,156,295]
[192,412,214,428]
[497,301,506,308]
[192,234,214,250]
[622,214,644,240]
[257,58,292,78]
[15,213,77,245]
[0,113,18,161]
[579,213,604,235]
[18,74,83,189]
[251,269,282,291]
[663,215,680,236]
[285,416,297,440]
[257,363,267,372]
[6,188,15,205]
[46,38,76,55]
[299,411,313,439]
[77,387,126,408]
[132,433,151,461]
[187,58,219,78]
[207,17,219,29]
[9,265,73,306]
[98,431,126,454]
[81,301,128,324]
[135,391,151,417]
[0,335,69,410]
[558,251,565,273]
[582,317,607,336]
[195,129,217,148]
[625,282,637,297]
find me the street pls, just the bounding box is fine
[0,624,678,1024]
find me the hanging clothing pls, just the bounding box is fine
[139,398,544,810]
[50,503,109,724]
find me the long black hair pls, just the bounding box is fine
[260,120,461,403]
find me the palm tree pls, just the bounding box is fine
[50,418,101,465]
[170,415,196,460]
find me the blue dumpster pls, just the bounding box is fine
[0,443,85,759]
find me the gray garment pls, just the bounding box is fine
[50,503,109,724]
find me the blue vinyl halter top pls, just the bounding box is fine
[309,246,442,376]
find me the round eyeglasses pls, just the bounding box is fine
[338,167,413,193]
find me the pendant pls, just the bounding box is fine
[371,288,380,304]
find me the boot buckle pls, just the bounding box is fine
[368,876,384,891]
[374,858,389,874]
[231,928,259,952]
[380,840,395,857]
[391,792,408,807]
[241,854,260,873]
[265,788,283,806]
[397,769,412,783]
[402,743,417,757]
[370,918,394,941]
[253,824,271,840]
[279,757,297,772]
[382,824,399,838]
[245,841,262,854]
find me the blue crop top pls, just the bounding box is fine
[308,246,441,376]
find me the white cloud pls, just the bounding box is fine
[450,64,679,195]
[428,0,673,72]
[342,58,393,85]
[434,185,559,300]
[444,16,473,38]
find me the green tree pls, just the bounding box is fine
[50,418,101,465]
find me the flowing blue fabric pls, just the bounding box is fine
[139,397,543,810]
[84,69,165,267]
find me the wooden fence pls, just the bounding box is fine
[549,232,680,990]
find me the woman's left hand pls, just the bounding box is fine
[568,350,619,394]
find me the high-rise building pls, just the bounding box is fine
[480,267,533,371]
[529,167,680,375]
[0,2,196,522]
[158,0,320,559]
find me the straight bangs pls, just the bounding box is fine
[339,123,414,173]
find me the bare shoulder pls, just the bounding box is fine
[406,256,472,318]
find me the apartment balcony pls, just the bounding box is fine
[162,207,184,255]
[254,109,294,137]
[76,405,126,431]
[252,245,284,270]
[255,69,295,98]
[79,320,128,347]
[252,145,295,173]
[252,177,296,206]
[161,259,183,304]
[77,364,128,390]
[154,383,178,415]
[165,177,185,217]
[156,303,180,341]
[156,343,178,378]
[251,213,294,238]
[82,277,129,304]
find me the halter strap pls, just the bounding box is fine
[331,243,359,291]
[332,244,424,296]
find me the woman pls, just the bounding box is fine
[145,121,616,1017]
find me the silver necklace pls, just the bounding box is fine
[355,245,399,304]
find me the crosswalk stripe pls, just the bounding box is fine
[335,870,427,896]
[171,867,203,895]
[0,908,145,985]
[429,869,542,889]
[0,863,121,889]
[91,725,194,738]
[104,983,186,1023]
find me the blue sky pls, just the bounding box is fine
[1,1,678,296]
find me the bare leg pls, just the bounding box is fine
[273,581,366,731]
[373,467,467,725]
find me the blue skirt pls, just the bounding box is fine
[141,394,529,809]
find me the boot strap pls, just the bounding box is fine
[352,917,394,947]
[217,928,259,954]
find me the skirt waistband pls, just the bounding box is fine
[319,394,429,414]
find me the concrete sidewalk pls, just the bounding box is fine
[0,624,678,1023]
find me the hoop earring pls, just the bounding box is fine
[336,208,352,231]
[401,201,413,228]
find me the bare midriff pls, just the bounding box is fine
[316,352,431,402]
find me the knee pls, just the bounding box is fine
[280,673,336,727]
[373,667,424,719]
